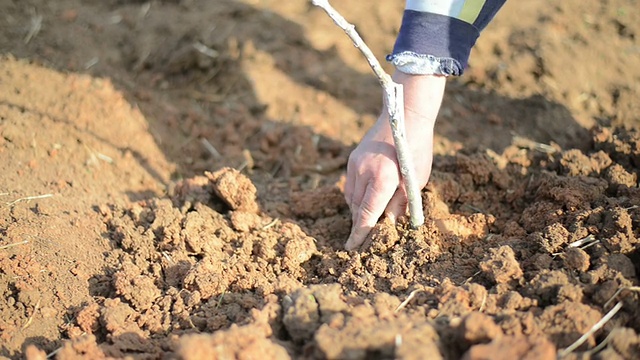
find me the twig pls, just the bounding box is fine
[568,235,597,248]
[200,138,222,159]
[95,152,113,163]
[271,159,284,177]
[583,329,615,357]
[464,270,482,284]
[395,289,423,313]
[193,41,219,59]
[557,301,623,358]
[161,251,175,265]
[513,136,556,154]
[237,149,254,173]
[84,57,100,70]
[579,240,600,251]
[46,346,62,359]
[478,292,487,313]
[22,297,42,329]
[261,218,280,230]
[553,235,600,257]
[551,235,600,258]
[312,0,424,228]
[0,240,29,250]
[6,193,53,207]
[395,334,403,348]
[215,290,226,310]
[603,286,640,309]
[83,144,113,164]
[24,10,43,44]
[47,332,87,358]
[139,2,151,18]
[462,204,486,214]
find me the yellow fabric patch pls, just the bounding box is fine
[457,0,486,24]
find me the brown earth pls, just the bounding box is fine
[1,0,639,359]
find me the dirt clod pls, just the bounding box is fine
[208,168,260,213]
[563,247,590,272]
[480,246,523,284]
[282,288,321,343]
[461,312,503,344]
[462,336,556,360]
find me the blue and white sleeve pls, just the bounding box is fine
[387,0,506,76]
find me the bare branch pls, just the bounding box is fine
[312,0,424,228]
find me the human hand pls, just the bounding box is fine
[343,72,446,250]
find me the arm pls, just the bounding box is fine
[344,0,506,250]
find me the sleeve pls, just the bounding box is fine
[387,0,506,76]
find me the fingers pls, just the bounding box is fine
[344,158,356,212]
[384,186,408,224]
[349,176,368,222]
[345,178,397,250]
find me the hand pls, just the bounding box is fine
[343,72,446,250]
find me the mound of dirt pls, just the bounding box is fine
[12,123,640,359]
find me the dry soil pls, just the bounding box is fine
[0,0,639,359]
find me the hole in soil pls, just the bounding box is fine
[629,248,640,280]
[88,273,116,298]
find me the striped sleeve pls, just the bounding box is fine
[387,0,506,76]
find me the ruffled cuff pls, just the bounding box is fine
[387,10,480,76]
[386,51,463,76]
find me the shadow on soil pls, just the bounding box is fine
[0,0,609,358]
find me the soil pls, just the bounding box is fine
[1,0,639,359]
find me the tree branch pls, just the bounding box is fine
[311,0,424,228]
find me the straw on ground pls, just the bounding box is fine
[5,193,53,207]
[557,301,623,357]
[0,240,29,250]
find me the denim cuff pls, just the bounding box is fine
[387,10,480,76]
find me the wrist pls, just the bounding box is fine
[391,71,446,126]
[392,70,446,84]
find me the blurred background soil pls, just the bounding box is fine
[0,0,639,359]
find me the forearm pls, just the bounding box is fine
[387,0,506,76]
[392,71,446,126]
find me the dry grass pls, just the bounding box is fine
[5,193,53,207]
[558,301,624,358]
[0,240,29,250]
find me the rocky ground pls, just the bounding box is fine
[0,0,639,359]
